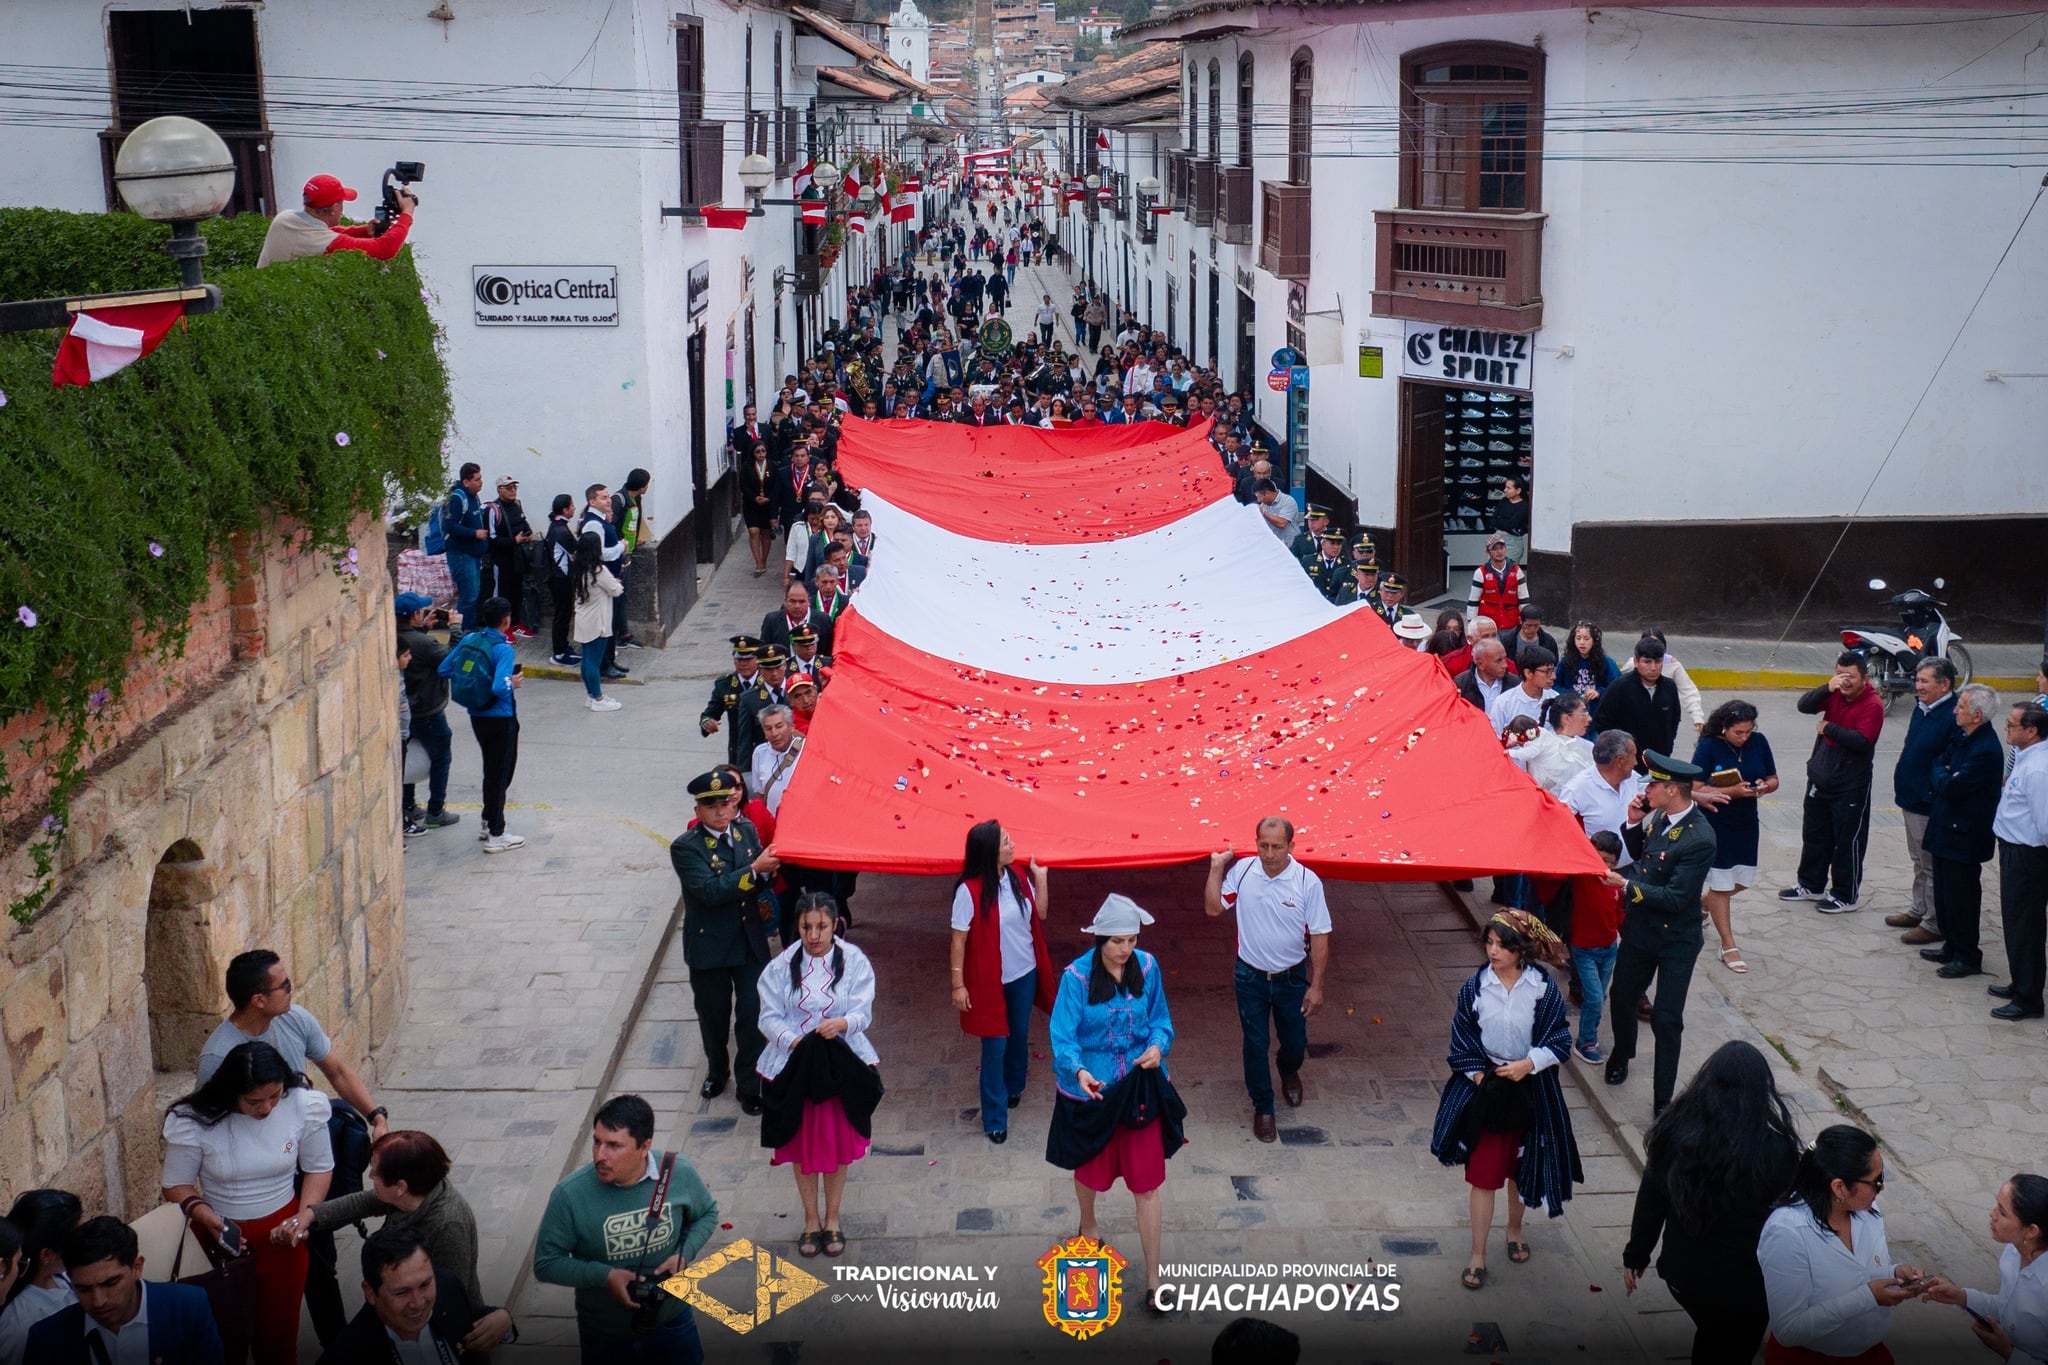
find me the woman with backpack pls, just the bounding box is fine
[437,595,524,852]
[572,532,623,713]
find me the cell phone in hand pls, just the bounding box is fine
[216,1221,245,1256]
[1962,1304,1995,1328]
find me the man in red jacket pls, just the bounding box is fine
[1780,652,1886,913]
[257,173,417,267]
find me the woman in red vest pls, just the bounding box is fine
[948,820,1054,1144]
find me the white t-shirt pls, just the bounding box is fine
[161,1088,335,1221]
[1487,685,1558,737]
[1218,856,1332,972]
[750,737,804,815]
[951,878,1035,983]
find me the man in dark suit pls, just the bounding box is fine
[1922,683,2006,978]
[28,1217,224,1364]
[317,1227,512,1365]
[761,579,835,657]
[1890,657,1958,945]
[957,393,1003,427]
[672,769,778,1113]
[1602,752,1718,1117]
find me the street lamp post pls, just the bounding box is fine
[1084,173,1102,291]
[0,114,234,333]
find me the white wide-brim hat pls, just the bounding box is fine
[1079,893,1154,936]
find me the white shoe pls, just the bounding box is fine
[586,696,622,712]
[482,832,527,853]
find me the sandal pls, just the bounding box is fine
[1507,1241,1531,1264]
[1720,948,1749,974]
[822,1228,846,1258]
[1461,1264,1486,1290]
[797,1230,822,1258]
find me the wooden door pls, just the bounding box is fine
[1398,381,1447,599]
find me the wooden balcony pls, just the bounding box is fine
[1259,181,1310,279]
[1217,165,1252,245]
[1166,149,1190,212]
[794,252,823,295]
[1371,208,1545,332]
[1189,158,1218,228]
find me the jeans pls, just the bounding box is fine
[401,709,453,816]
[1233,959,1309,1115]
[470,714,520,836]
[580,1309,703,1365]
[445,552,482,640]
[978,971,1035,1134]
[1006,263,1016,285]
[579,635,612,699]
[1571,943,1619,1049]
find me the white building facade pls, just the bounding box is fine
[1106,1,2048,637]
[2,0,931,635]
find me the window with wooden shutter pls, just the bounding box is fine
[1207,58,1221,161]
[1236,54,1253,168]
[1287,49,1312,187]
[675,17,721,209]
[1400,43,1542,213]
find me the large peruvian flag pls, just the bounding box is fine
[770,419,1606,880]
[51,300,186,387]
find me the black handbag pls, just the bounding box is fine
[171,1213,257,1364]
[1470,1069,1536,1135]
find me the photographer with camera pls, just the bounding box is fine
[534,1095,718,1364]
[257,167,420,268]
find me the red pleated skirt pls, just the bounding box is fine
[1464,1128,1524,1191]
[1074,1119,1166,1195]
[771,1097,870,1174]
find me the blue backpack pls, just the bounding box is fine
[444,633,499,711]
[422,497,449,555]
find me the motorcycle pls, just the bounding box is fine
[1841,578,1973,705]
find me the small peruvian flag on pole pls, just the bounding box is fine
[1095,185,1112,201]
[51,299,187,387]
[700,205,750,230]
[800,201,827,226]
[1149,202,1172,215]
[848,214,866,235]
[842,160,863,198]
[1095,129,1111,151]
[901,175,921,193]
[793,158,814,196]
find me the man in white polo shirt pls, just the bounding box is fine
[1205,817,1332,1144]
[1562,730,1646,869]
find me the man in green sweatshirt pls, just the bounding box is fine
[534,1094,719,1362]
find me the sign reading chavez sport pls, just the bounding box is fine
[472,265,620,327]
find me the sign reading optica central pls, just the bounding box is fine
[472,265,620,326]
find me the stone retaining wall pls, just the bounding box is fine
[0,516,405,1215]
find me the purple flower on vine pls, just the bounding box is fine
[347,547,360,565]
[15,605,35,628]
[335,432,351,447]
[88,688,108,714]
[0,389,9,407]
[39,815,63,836]
[149,541,165,558]
[377,349,388,361]
[420,288,434,304]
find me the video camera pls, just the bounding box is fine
[371,161,425,237]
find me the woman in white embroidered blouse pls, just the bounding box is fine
[756,893,880,1261]
[160,1040,333,1365]
[1757,1125,1923,1364]
[1922,1174,2048,1365]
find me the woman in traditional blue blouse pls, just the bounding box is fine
[1047,895,1183,1317]
[1430,910,1583,1292]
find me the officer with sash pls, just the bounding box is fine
[1602,751,1718,1117]
[1289,504,1332,568]
[1333,553,1382,610]
[672,769,779,1114]
[700,635,769,766]
[1307,528,1351,602]
[731,646,791,767]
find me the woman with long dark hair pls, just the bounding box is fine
[757,892,881,1259]
[1922,1174,2048,1362]
[162,1040,334,1364]
[1756,1125,1923,1363]
[1622,1041,1802,1362]
[1691,699,1778,974]
[949,819,1052,1143]
[1430,911,1582,1291]
[1560,622,1618,704]
[571,531,623,710]
[1046,895,1181,1315]
[0,1189,83,1365]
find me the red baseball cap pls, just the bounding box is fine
[302,174,358,208]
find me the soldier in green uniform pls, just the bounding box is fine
[1348,532,1377,571]
[671,769,779,1114]
[700,635,769,766]
[1601,752,1718,1116]
[731,646,791,771]
[1332,554,1382,610]
[1289,504,1332,569]
[1374,572,1410,626]
[1306,528,1351,602]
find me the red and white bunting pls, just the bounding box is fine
[1095,129,1111,151]
[792,158,814,196]
[801,201,828,226]
[901,176,922,192]
[841,161,863,198]
[50,299,186,387]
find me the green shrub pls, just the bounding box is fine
[0,207,451,921]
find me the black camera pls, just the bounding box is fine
[371,161,425,236]
[624,1271,668,1309]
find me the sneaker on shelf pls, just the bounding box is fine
[423,810,460,829]
[586,696,623,712]
[1816,896,1859,914]
[1777,886,1819,902]
[1457,457,1486,469]
[403,820,428,839]
[1457,440,1486,453]
[1488,440,1515,452]
[483,832,527,853]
